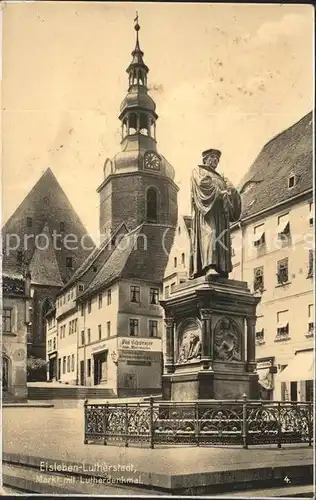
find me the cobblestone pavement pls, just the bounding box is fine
[3,407,313,475]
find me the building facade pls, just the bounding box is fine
[163,112,314,401]
[2,168,95,368]
[45,20,178,396]
[2,272,30,401]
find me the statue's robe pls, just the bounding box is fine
[189,165,241,278]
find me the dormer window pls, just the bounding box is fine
[60,222,65,232]
[26,217,33,228]
[288,174,296,189]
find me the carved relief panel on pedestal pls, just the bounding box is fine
[176,318,202,364]
[213,317,241,362]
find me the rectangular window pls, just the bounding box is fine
[87,359,91,377]
[69,322,72,335]
[107,321,111,337]
[53,338,56,350]
[26,217,33,228]
[181,253,185,265]
[66,257,73,269]
[253,224,265,247]
[78,284,85,292]
[130,286,140,303]
[171,282,176,292]
[80,303,84,316]
[276,310,289,339]
[307,250,314,278]
[255,328,264,343]
[309,202,314,226]
[71,354,75,372]
[150,288,159,305]
[63,356,66,374]
[98,324,102,340]
[129,319,139,337]
[165,285,170,298]
[87,328,91,344]
[277,258,289,284]
[149,320,158,337]
[98,293,103,309]
[67,356,70,373]
[2,309,12,333]
[253,266,264,292]
[107,289,112,305]
[308,304,314,335]
[87,300,92,313]
[277,213,290,240]
[81,330,85,345]
[60,221,65,232]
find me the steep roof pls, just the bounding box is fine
[28,223,63,287]
[2,168,95,285]
[238,112,313,219]
[80,223,175,298]
[59,222,128,293]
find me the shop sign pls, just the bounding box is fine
[91,342,108,353]
[117,337,161,352]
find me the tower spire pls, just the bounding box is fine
[118,13,158,142]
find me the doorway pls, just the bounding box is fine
[80,360,85,386]
[94,351,108,385]
[290,381,298,401]
[48,357,57,381]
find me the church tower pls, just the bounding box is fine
[97,17,178,236]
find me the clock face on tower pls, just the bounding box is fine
[144,151,161,171]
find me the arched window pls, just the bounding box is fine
[146,187,158,223]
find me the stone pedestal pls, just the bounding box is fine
[160,275,261,401]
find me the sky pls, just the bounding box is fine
[1,2,314,239]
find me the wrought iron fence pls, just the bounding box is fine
[84,396,313,449]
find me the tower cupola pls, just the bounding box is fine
[119,14,158,142]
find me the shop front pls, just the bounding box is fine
[276,348,314,402]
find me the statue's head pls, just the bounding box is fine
[202,149,221,169]
[221,318,230,330]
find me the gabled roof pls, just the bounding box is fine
[238,112,313,219]
[2,168,95,285]
[28,223,63,287]
[80,223,175,299]
[59,222,128,293]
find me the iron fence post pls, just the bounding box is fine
[308,402,312,447]
[149,397,154,449]
[195,402,200,446]
[242,393,248,449]
[277,402,282,448]
[103,403,108,445]
[83,399,88,444]
[125,403,129,447]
